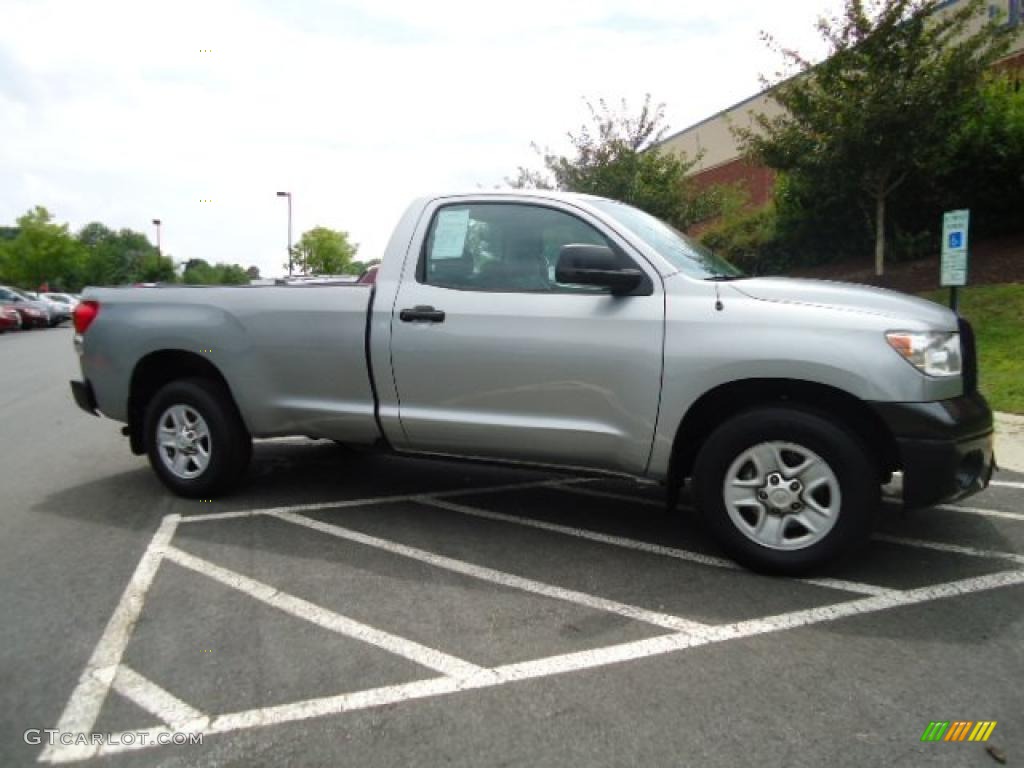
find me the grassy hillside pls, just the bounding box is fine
[921,284,1024,414]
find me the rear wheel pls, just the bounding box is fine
[144,378,252,498]
[692,407,878,574]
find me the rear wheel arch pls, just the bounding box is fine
[128,350,247,455]
[668,378,899,486]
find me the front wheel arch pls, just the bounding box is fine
[668,378,899,488]
[692,405,879,574]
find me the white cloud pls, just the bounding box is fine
[0,0,842,277]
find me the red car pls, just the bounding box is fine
[0,306,20,333]
[0,299,47,329]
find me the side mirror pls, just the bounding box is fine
[555,244,644,295]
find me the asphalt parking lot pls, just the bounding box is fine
[2,327,1022,767]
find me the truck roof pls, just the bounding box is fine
[423,189,612,205]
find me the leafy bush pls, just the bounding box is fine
[699,205,797,275]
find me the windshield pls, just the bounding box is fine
[589,199,742,279]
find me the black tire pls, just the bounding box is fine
[143,378,252,498]
[692,406,878,575]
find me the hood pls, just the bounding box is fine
[728,277,956,329]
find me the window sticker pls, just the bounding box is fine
[431,208,471,260]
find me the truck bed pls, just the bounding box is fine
[80,283,381,442]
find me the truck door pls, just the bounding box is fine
[388,200,665,476]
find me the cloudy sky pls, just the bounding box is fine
[0,0,842,278]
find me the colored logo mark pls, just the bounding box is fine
[921,721,997,742]
[948,231,963,249]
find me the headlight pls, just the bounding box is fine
[885,331,962,377]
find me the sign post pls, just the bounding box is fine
[940,209,969,312]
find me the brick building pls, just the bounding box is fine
[658,0,1024,214]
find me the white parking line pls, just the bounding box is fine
[874,534,1024,566]
[270,510,709,634]
[105,665,207,728]
[991,479,1024,490]
[934,504,1024,522]
[553,482,1024,566]
[569,482,1024,525]
[76,569,1024,762]
[163,546,486,680]
[420,497,894,597]
[39,515,180,765]
[40,474,1024,763]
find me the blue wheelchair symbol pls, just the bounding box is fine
[949,232,963,249]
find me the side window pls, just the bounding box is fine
[421,203,633,293]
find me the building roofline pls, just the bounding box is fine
[653,83,780,150]
[653,0,1000,151]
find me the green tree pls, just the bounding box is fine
[291,226,359,275]
[2,207,85,290]
[347,257,381,276]
[138,252,178,283]
[508,95,721,230]
[77,223,175,287]
[182,259,215,284]
[934,73,1024,237]
[0,228,14,282]
[738,0,1013,275]
[215,263,249,284]
[182,258,249,285]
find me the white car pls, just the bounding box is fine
[28,292,73,326]
[42,292,80,310]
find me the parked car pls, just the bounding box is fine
[25,291,71,326]
[68,190,994,574]
[357,264,379,284]
[0,287,50,329]
[43,292,80,310]
[0,305,20,333]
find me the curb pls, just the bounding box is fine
[995,412,1024,474]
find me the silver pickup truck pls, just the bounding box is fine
[69,191,994,573]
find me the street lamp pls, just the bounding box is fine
[276,191,292,276]
[152,219,162,256]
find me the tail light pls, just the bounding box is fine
[73,300,100,334]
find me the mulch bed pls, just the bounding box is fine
[788,232,1024,293]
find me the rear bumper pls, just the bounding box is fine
[871,393,994,510]
[70,379,99,416]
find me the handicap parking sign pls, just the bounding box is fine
[941,210,969,287]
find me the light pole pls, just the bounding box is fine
[276,191,292,276]
[152,218,162,256]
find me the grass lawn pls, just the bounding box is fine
[920,284,1024,414]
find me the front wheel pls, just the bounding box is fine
[144,378,252,498]
[692,407,878,574]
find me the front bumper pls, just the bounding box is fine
[70,379,99,416]
[871,392,994,510]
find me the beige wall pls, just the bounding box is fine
[659,0,1024,173]
[659,92,782,172]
